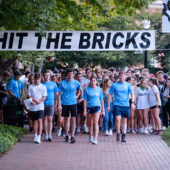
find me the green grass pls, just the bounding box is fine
[161,128,170,147]
[0,125,27,154]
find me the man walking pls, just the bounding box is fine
[58,68,81,143]
[108,71,135,142]
[42,70,58,141]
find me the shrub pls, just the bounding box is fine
[0,125,27,153]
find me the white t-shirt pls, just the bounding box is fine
[27,83,47,111]
[148,85,161,107]
[135,87,149,109]
[81,77,90,88]
[20,75,29,85]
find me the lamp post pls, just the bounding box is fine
[143,20,150,68]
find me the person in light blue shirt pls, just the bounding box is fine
[83,85,103,108]
[108,71,135,143]
[83,76,104,145]
[41,70,58,142]
[58,68,81,143]
[8,71,25,100]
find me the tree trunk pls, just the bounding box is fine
[0,57,17,76]
[38,60,44,73]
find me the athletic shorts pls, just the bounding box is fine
[44,105,54,117]
[77,101,84,114]
[114,105,130,118]
[150,105,161,109]
[87,106,101,114]
[62,104,77,117]
[30,110,44,121]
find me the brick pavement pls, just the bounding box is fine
[0,132,170,170]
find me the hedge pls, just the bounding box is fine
[0,125,27,153]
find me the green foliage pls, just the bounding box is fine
[0,124,26,153]
[161,128,170,147]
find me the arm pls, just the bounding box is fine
[0,90,9,96]
[131,92,135,109]
[83,99,87,116]
[57,92,62,112]
[33,96,46,105]
[76,90,81,99]
[107,94,112,112]
[101,99,105,116]
[155,92,160,106]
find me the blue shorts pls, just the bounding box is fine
[114,105,130,118]
[87,106,101,114]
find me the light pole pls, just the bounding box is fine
[143,20,150,68]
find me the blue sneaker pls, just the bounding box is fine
[92,139,98,145]
[89,136,93,142]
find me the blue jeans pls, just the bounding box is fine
[104,101,114,130]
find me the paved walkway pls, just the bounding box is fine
[0,132,170,170]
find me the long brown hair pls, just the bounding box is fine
[102,79,111,93]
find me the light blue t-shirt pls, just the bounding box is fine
[41,81,58,106]
[59,79,81,105]
[83,86,104,108]
[8,79,25,99]
[109,81,133,107]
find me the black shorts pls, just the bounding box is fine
[150,105,161,109]
[44,105,54,117]
[87,106,101,114]
[77,101,84,114]
[62,104,77,117]
[30,110,44,121]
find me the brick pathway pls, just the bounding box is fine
[0,132,170,170]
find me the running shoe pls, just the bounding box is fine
[61,129,66,137]
[33,135,38,142]
[89,136,93,142]
[108,130,113,136]
[48,135,52,142]
[35,135,41,144]
[84,125,89,133]
[131,129,136,134]
[65,136,70,143]
[121,134,126,142]
[116,133,120,141]
[92,139,98,145]
[162,126,167,130]
[156,130,162,135]
[70,137,76,143]
[76,126,81,133]
[105,130,109,136]
[127,128,131,133]
[57,129,62,137]
[144,128,149,134]
[44,134,49,141]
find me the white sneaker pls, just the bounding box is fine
[57,129,61,137]
[144,128,149,134]
[131,129,136,134]
[108,130,113,136]
[139,128,143,134]
[45,134,48,141]
[33,134,38,142]
[127,128,131,133]
[77,126,81,133]
[162,126,167,130]
[84,125,89,133]
[89,136,93,142]
[92,139,98,145]
[105,130,109,136]
[36,135,41,144]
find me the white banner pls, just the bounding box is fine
[0,30,155,51]
[162,0,170,33]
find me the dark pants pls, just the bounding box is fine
[162,103,170,128]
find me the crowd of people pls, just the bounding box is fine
[0,67,170,145]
